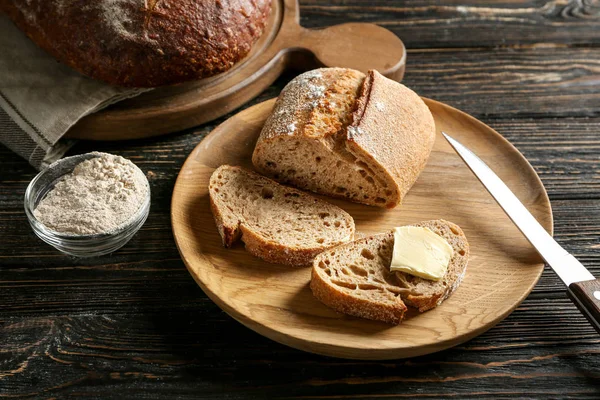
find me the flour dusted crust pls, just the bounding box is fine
[1,0,271,87]
[252,68,436,208]
[310,220,469,325]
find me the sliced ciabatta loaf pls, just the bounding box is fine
[209,165,355,266]
[310,220,469,324]
[252,68,436,209]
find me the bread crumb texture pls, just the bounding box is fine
[208,165,355,266]
[310,219,469,324]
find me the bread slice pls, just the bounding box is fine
[209,165,355,266]
[252,68,436,209]
[310,220,469,324]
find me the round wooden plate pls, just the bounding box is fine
[171,98,552,360]
[65,0,406,140]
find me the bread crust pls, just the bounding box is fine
[1,0,271,87]
[209,194,241,248]
[348,70,436,207]
[252,68,435,208]
[241,226,330,267]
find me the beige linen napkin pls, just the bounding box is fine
[0,15,150,169]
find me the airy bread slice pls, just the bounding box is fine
[252,68,436,208]
[310,220,469,324]
[209,165,355,266]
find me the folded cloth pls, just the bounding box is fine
[0,15,150,170]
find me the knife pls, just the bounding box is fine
[442,132,600,333]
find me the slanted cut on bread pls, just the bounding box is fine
[209,165,355,266]
[310,220,469,325]
[252,68,436,209]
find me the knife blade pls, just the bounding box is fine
[442,132,600,333]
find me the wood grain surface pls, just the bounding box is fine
[170,98,551,359]
[568,278,600,333]
[1,0,600,398]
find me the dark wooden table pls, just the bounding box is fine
[2,1,600,398]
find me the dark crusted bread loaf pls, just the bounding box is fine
[209,165,355,267]
[310,220,469,324]
[252,68,436,208]
[1,0,271,87]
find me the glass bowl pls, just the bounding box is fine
[24,153,151,257]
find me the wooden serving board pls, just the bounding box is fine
[65,0,406,141]
[171,98,552,360]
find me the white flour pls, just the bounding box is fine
[98,0,140,41]
[347,126,363,140]
[34,152,149,235]
[286,122,297,134]
[17,0,144,42]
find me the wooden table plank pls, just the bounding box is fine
[497,118,600,200]
[404,47,600,119]
[300,0,600,49]
[1,304,599,399]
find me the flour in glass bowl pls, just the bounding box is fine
[33,152,149,235]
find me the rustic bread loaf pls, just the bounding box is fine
[1,0,271,87]
[209,165,355,267]
[310,220,469,324]
[252,68,436,208]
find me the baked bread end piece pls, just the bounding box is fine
[348,70,437,207]
[252,68,436,209]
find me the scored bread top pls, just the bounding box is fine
[310,219,469,324]
[257,68,365,141]
[252,68,436,208]
[208,165,355,266]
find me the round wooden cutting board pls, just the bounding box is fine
[171,99,552,360]
[65,0,406,140]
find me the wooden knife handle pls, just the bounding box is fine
[567,279,600,333]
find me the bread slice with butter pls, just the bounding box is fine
[390,226,454,281]
[209,165,355,266]
[310,220,469,324]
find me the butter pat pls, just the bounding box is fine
[390,226,454,281]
